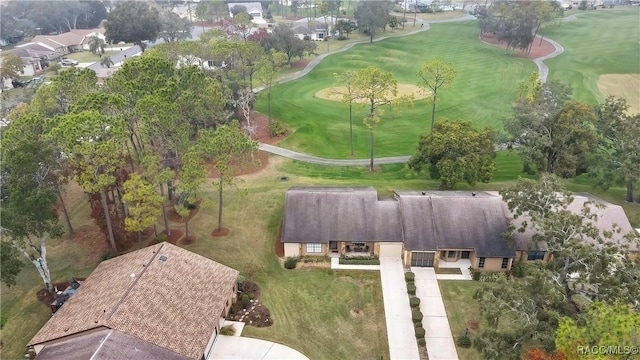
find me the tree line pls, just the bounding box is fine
[0,27,297,291]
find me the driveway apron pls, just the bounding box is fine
[379,258,421,360]
[412,268,459,360]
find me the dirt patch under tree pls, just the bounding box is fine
[480,33,556,60]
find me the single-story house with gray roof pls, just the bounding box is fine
[281,188,638,270]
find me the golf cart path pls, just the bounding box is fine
[257,12,565,165]
[258,143,410,166]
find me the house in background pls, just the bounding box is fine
[281,187,638,270]
[227,2,268,27]
[6,43,61,76]
[27,243,239,360]
[29,28,106,55]
[291,17,338,41]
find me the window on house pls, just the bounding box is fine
[351,242,366,247]
[447,251,456,259]
[440,251,447,258]
[478,257,486,268]
[318,33,324,39]
[207,60,215,67]
[527,251,545,261]
[306,243,322,253]
[501,258,509,269]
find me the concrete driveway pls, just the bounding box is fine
[379,258,420,360]
[207,335,309,360]
[412,267,459,360]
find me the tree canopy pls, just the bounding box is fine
[105,1,162,52]
[354,0,394,43]
[159,11,193,43]
[506,82,598,178]
[408,120,496,188]
[417,59,456,131]
[589,97,640,202]
[351,65,401,171]
[267,23,317,64]
[555,301,640,360]
[1,53,24,85]
[471,175,640,359]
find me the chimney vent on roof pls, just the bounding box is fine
[421,191,426,195]
[472,192,476,197]
[159,255,168,262]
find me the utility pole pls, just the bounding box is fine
[403,0,407,29]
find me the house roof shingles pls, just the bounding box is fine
[34,328,189,360]
[397,191,516,257]
[497,191,640,253]
[29,243,238,360]
[282,187,403,243]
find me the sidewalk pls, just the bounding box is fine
[412,267,458,360]
[379,258,420,360]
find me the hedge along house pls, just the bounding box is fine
[281,187,516,270]
[27,243,239,360]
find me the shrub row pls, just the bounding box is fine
[300,255,330,263]
[341,255,379,261]
[407,283,416,295]
[405,271,415,281]
[339,258,380,265]
[405,270,425,340]
[410,297,420,308]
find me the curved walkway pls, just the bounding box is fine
[259,143,409,166]
[261,13,476,89]
[208,335,309,360]
[533,35,564,83]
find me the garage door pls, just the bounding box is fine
[378,243,403,257]
[411,252,435,267]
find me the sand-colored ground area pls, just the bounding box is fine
[597,74,640,115]
[315,84,431,103]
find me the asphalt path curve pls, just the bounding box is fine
[257,13,565,166]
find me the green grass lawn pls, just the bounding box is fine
[258,20,536,158]
[0,165,389,360]
[439,280,484,360]
[66,51,118,63]
[542,7,640,104]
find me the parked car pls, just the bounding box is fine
[61,58,78,66]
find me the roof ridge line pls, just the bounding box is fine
[106,243,164,321]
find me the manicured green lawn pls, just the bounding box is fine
[439,280,484,360]
[542,7,640,104]
[257,21,535,158]
[0,166,390,360]
[66,51,118,63]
